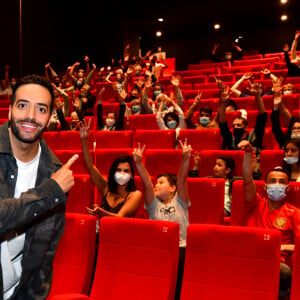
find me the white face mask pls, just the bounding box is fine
[290,132,300,139]
[106,118,115,127]
[266,184,287,202]
[283,90,292,95]
[114,172,131,185]
[284,156,299,164]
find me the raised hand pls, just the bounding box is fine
[171,74,181,87]
[220,85,231,104]
[295,31,300,41]
[260,68,271,75]
[283,44,289,52]
[78,118,92,140]
[51,154,79,193]
[179,138,192,159]
[215,76,225,91]
[242,72,253,80]
[194,92,203,106]
[246,82,261,96]
[92,63,96,70]
[132,143,146,164]
[273,95,282,110]
[84,55,89,62]
[237,140,253,152]
[45,62,51,68]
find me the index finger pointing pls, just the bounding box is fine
[64,154,79,168]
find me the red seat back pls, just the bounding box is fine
[181,224,281,300]
[133,130,176,149]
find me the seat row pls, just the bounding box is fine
[48,214,300,300]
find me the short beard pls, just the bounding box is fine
[9,118,46,144]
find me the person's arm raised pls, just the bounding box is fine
[79,119,108,195]
[238,140,256,204]
[133,143,155,206]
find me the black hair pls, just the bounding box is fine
[226,99,238,111]
[286,117,300,140]
[218,156,235,177]
[264,167,289,183]
[108,155,137,193]
[163,112,179,127]
[106,111,117,119]
[153,82,164,93]
[199,106,212,116]
[11,74,55,114]
[156,173,177,190]
[283,138,300,179]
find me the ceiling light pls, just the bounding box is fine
[281,14,288,21]
[280,0,288,3]
[156,31,162,37]
[158,18,164,22]
[214,24,221,30]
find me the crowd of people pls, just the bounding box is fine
[1,32,300,299]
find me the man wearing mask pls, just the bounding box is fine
[185,92,218,129]
[239,140,300,299]
[217,83,267,159]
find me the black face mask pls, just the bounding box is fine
[233,128,245,139]
[130,95,138,101]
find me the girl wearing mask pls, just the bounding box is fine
[283,139,300,181]
[97,87,125,131]
[79,120,142,217]
[156,96,186,140]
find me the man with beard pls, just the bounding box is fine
[217,82,267,159]
[0,75,78,299]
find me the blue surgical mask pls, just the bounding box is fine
[167,120,177,129]
[153,90,162,97]
[131,105,140,113]
[266,184,287,201]
[284,156,299,165]
[199,116,210,126]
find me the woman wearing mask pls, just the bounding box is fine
[97,87,125,131]
[79,120,142,217]
[283,139,300,181]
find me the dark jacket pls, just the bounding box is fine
[0,121,66,300]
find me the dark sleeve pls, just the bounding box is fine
[235,50,243,61]
[115,102,126,130]
[0,179,66,237]
[56,108,69,131]
[271,109,286,149]
[253,112,267,149]
[284,51,300,77]
[219,121,233,149]
[97,103,104,130]
[211,53,221,62]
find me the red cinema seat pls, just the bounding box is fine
[235,71,262,81]
[178,129,222,151]
[246,110,272,128]
[51,217,179,300]
[194,82,226,90]
[242,54,264,59]
[182,75,207,85]
[66,175,95,214]
[290,233,300,300]
[48,213,97,299]
[183,89,220,99]
[259,150,284,178]
[233,57,279,66]
[133,129,176,149]
[187,178,225,224]
[263,127,276,150]
[198,150,244,177]
[177,68,219,77]
[94,130,133,149]
[43,131,60,151]
[0,119,8,126]
[180,224,281,300]
[187,98,220,113]
[0,108,9,119]
[188,61,229,70]
[144,149,182,178]
[208,74,235,83]
[128,114,159,130]
[95,148,134,176]
[58,131,95,150]
[54,150,93,175]
[230,181,300,226]
[95,82,116,102]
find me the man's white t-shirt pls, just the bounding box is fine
[2,145,41,299]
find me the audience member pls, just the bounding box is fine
[283,139,300,181]
[239,140,300,299]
